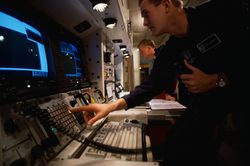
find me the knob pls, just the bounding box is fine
[31,145,44,159]
[10,158,27,166]
[70,100,77,107]
[4,119,18,134]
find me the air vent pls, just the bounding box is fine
[112,39,122,43]
[74,21,91,33]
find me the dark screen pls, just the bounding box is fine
[0,11,54,78]
[0,9,56,104]
[59,41,83,78]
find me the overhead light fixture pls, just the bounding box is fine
[119,45,127,51]
[103,18,117,29]
[123,50,129,56]
[90,0,109,12]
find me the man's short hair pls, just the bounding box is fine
[138,39,156,48]
[139,0,162,6]
[139,0,183,8]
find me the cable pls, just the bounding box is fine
[35,107,151,155]
[48,119,151,154]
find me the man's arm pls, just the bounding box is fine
[180,60,229,93]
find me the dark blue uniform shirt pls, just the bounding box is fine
[123,0,248,165]
[123,0,244,115]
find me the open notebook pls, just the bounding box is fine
[148,99,186,110]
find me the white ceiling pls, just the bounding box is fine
[26,0,133,55]
[26,0,206,51]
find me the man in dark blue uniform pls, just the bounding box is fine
[70,0,248,165]
[138,39,177,100]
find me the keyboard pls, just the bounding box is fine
[80,120,152,161]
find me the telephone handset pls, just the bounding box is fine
[83,92,93,104]
[75,92,92,105]
[93,89,106,103]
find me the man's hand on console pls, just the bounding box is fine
[69,103,112,125]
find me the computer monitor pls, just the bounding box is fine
[55,40,89,91]
[59,41,84,78]
[0,7,56,104]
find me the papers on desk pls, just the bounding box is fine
[148,99,186,110]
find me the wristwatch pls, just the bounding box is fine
[216,73,226,88]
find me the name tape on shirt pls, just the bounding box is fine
[196,33,222,54]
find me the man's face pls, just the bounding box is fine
[140,0,167,36]
[139,45,155,60]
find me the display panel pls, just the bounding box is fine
[0,7,56,104]
[59,41,84,78]
[54,39,89,92]
[0,11,55,79]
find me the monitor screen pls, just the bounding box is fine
[0,8,56,104]
[59,41,84,78]
[0,11,54,79]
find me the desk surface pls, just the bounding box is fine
[147,109,185,121]
[48,159,159,166]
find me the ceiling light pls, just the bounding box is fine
[90,0,109,12]
[103,18,117,29]
[123,51,129,56]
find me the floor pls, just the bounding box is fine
[148,114,250,166]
